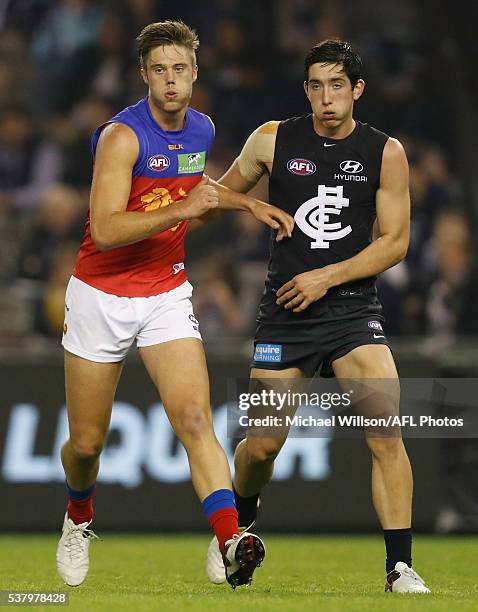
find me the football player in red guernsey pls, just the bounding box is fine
[56,20,293,590]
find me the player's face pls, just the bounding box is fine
[141,44,197,113]
[304,62,364,129]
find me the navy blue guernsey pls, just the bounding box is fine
[264,115,389,311]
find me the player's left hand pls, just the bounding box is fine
[276,268,333,312]
[250,201,294,241]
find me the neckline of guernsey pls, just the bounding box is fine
[144,97,189,135]
[309,114,360,145]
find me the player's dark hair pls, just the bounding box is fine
[136,20,199,68]
[304,39,362,87]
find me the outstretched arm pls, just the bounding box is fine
[208,174,293,240]
[189,121,293,240]
[276,138,410,312]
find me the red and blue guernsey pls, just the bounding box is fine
[73,97,215,297]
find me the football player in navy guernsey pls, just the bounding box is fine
[206,39,430,593]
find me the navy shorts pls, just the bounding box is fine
[251,293,389,377]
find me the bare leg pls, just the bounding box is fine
[332,345,413,528]
[367,437,413,528]
[61,350,123,490]
[233,367,303,497]
[140,339,231,501]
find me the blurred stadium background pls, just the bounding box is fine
[0,0,477,535]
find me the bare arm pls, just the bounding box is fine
[217,159,260,194]
[189,121,293,239]
[90,123,218,251]
[219,120,278,192]
[187,162,256,229]
[328,137,410,284]
[276,138,410,312]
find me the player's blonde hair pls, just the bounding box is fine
[136,20,199,68]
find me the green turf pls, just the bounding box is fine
[0,535,477,611]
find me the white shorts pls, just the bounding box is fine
[62,276,202,362]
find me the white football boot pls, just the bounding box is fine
[223,532,266,589]
[385,561,431,593]
[206,534,228,584]
[56,513,98,586]
[206,519,257,584]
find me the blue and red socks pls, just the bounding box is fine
[203,489,239,553]
[66,482,96,525]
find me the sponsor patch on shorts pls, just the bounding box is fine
[368,320,383,331]
[254,343,283,362]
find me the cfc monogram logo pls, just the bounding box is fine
[141,187,188,231]
[294,185,352,249]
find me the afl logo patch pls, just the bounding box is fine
[148,154,170,172]
[287,158,316,176]
[368,320,383,331]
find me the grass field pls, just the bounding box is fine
[1,534,477,611]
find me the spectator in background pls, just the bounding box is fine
[122,0,158,40]
[31,0,105,112]
[42,241,78,337]
[205,17,267,145]
[18,183,85,282]
[407,209,478,353]
[406,142,452,270]
[273,1,350,118]
[60,94,116,188]
[0,20,36,108]
[226,213,269,334]
[55,11,132,111]
[191,254,246,335]
[0,105,62,209]
[377,260,410,337]
[0,60,15,102]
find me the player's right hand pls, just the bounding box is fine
[181,174,219,220]
[249,201,294,241]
